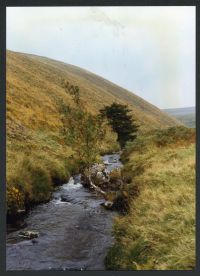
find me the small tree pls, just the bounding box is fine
[60,81,105,174]
[100,102,139,148]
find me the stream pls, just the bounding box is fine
[6,153,122,270]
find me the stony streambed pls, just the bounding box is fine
[6,153,122,270]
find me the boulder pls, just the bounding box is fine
[60,195,69,202]
[101,200,114,210]
[90,163,106,175]
[17,209,26,215]
[18,230,39,239]
[96,171,105,179]
[89,163,110,186]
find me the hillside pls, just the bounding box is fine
[6,50,181,215]
[7,50,180,132]
[163,107,195,128]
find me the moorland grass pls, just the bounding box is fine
[105,126,195,270]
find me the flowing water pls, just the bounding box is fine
[6,153,122,270]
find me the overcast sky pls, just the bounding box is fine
[7,6,195,109]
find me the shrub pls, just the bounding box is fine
[28,166,52,203]
[7,184,24,215]
[154,126,195,147]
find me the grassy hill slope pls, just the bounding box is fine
[6,50,181,215]
[7,50,180,132]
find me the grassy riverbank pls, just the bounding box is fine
[105,126,195,270]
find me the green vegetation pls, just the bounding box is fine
[100,103,139,148]
[105,126,195,270]
[61,81,106,171]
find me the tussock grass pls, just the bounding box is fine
[105,126,195,270]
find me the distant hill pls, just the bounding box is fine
[163,107,195,128]
[163,107,195,116]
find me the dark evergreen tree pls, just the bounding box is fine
[100,102,139,148]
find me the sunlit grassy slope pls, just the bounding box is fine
[6,50,180,214]
[105,126,195,270]
[7,50,180,131]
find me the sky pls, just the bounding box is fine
[7,6,195,109]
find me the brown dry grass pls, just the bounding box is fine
[105,126,195,270]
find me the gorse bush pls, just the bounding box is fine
[7,184,24,215]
